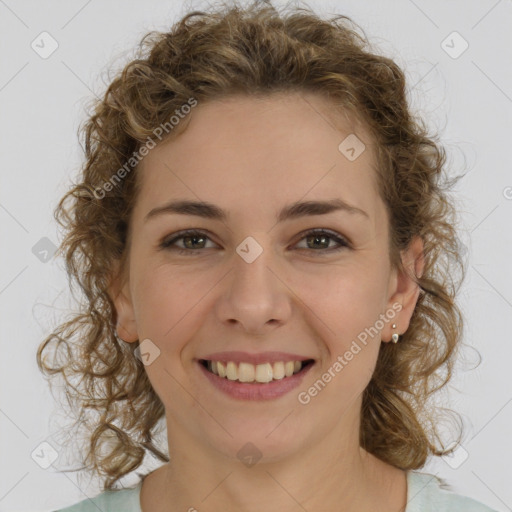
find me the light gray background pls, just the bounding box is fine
[1,0,511,511]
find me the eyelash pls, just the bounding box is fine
[159,228,351,256]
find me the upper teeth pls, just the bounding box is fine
[206,360,304,383]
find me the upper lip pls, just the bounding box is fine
[198,351,314,365]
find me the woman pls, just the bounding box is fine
[38,2,498,511]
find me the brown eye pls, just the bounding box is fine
[295,229,350,253]
[160,230,216,255]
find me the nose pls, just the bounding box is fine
[215,239,293,334]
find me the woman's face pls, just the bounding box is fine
[112,92,421,463]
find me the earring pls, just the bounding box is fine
[391,323,399,343]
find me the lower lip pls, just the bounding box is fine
[198,361,314,401]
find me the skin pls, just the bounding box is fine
[110,92,424,512]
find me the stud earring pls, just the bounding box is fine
[391,323,400,343]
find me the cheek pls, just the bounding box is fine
[130,267,207,396]
[291,260,389,396]
[294,259,388,337]
[301,274,385,401]
[131,262,202,344]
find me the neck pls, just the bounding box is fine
[140,415,407,512]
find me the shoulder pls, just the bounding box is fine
[53,481,142,512]
[406,471,498,512]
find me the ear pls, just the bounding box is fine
[108,259,139,343]
[383,236,425,343]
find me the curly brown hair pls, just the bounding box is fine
[37,0,467,491]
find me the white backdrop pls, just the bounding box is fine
[0,0,511,511]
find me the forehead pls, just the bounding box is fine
[133,92,383,225]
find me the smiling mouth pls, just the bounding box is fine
[199,359,315,383]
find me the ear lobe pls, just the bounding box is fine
[108,260,139,343]
[384,236,425,341]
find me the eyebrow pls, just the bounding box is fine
[144,198,369,223]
